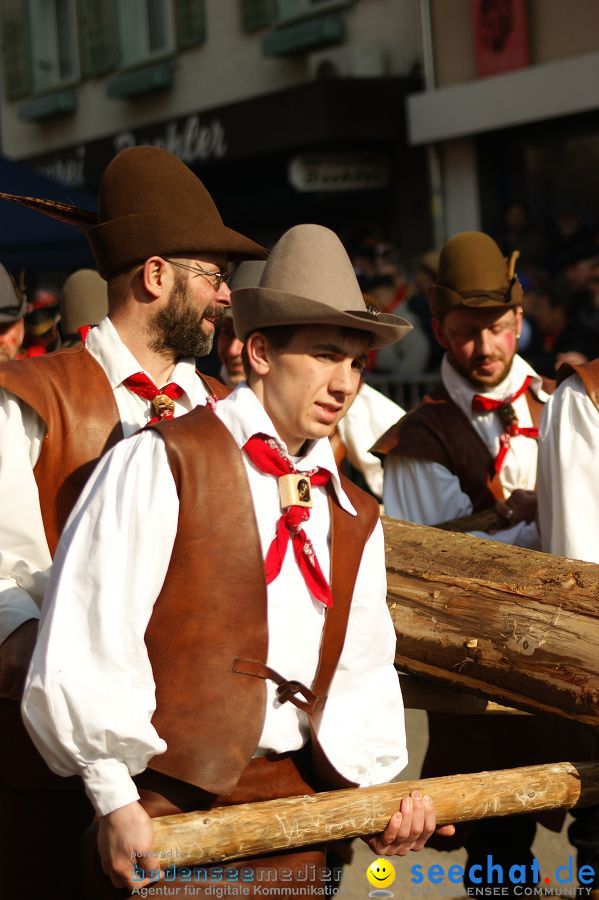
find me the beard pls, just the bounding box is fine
[447,347,516,389]
[147,275,224,359]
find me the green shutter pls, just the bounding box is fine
[77,0,118,77]
[1,0,31,100]
[240,0,277,33]
[174,0,205,50]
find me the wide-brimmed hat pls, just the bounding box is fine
[223,261,267,319]
[428,231,522,316]
[0,148,268,280]
[232,224,411,348]
[0,263,25,324]
[60,269,108,334]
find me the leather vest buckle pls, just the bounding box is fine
[276,679,314,710]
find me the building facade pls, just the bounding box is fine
[0,0,433,257]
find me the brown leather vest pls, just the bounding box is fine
[145,407,380,794]
[557,358,599,411]
[373,381,550,511]
[0,346,229,554]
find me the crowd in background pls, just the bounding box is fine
[3,202,599,408]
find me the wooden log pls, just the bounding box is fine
[383,516,599,727]
[151,761,599,868]
[435,507,507,534]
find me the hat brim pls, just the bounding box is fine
[87,214,268,278]
[0,301,25,324]
[232,287,412,348]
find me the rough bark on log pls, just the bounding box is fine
[151,761,599,868]
[383,516,599,727]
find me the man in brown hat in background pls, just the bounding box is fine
[0,146,267,900]
[375,231,545,543]
[372,230,588,897]
[0,262,25,362]
[24,224,454,898]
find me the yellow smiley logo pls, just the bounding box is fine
[366,858,396,889]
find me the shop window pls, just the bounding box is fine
[1,0,31,100]
[117,0,175,68]
[240,0,277,32]
[77,0,119,77]
[174,0,205,49]
[28,0,79,92]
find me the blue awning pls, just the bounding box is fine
[0,155,96,270]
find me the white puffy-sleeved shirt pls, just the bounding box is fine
[382,354,545,548]
[0,316,211,645]
[537,373,599,564]
[337,382,404,499]
[23,384,407,817]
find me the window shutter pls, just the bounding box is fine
[77,0,119,77]
[1,0,31,100]
[174,0,206,50]
[240,0,277,33]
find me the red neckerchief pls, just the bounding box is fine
[243,433,333,607]
[122,372,185,425]
[472,375,539,474]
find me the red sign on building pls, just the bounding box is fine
[472,0,530,77]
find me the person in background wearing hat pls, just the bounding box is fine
[217,261,266,386]
[0,146,267,900]
[0,263,25,362]
[372,231,592,898]
[375,231,547,547]
[60,268,109,347]
[23,224,454,898]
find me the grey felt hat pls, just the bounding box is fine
[0,263,25,324]
[232,224,412,348]
[60,269,108,334]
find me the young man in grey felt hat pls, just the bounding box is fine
[0,262,25,362]
[24,224,453,898]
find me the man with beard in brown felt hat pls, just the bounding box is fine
[23,224,454,898]
[372,231,591,898]
[0,146,267,900]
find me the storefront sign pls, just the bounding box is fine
[288,153,391,192]
[33,114,228,189]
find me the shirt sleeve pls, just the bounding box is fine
[314,519,408,786]
[338,385,405,499]
[0,390,49,643]
[382,456,473,524]
[383,455,539,546]
[537,378,599,564]
[22,430,180,816]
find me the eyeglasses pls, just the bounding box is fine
[166,259,230,289]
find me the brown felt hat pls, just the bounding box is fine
[87,148,268,278]
[60,269,108,334]
[232,224,412,348]
[0,263,25,324]
[428,231,523,316]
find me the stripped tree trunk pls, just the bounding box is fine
[383,516,599,726]
[151,761,599,868]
